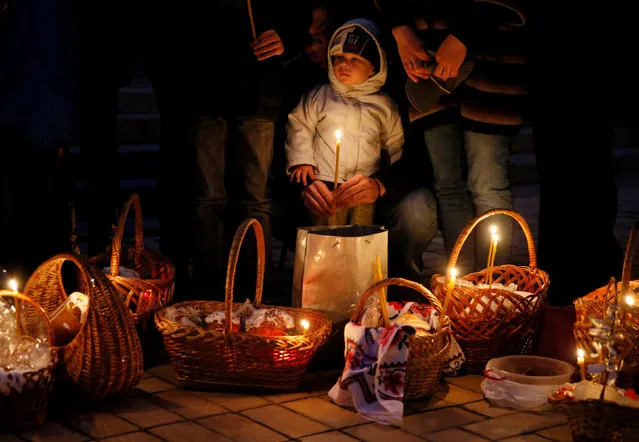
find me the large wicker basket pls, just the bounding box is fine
[88,193,175,335]
[431,209,550,373]
[0,291,58,432]
[574,222,639,369]
[155,218,332,391]
[24,253,143,400]
[351,278,452,399]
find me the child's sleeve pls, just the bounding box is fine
[382,99,404,166]
[285,87,321,174]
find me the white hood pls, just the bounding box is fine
[327,19,387,98]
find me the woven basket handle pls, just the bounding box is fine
[0,290,55,347]
[448,209,537,269]
[110,193,145,277]
[621,222,639,296]
[351,278,445,326]
[224,218,265,341]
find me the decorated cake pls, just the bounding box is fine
[245,308,295,337]
[204,311,240,332]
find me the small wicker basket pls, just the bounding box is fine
[155,218,332,391]
[88,193,175,335]
[574,222,639,369]
[24,253,143,400]
[0,291,58,432]
[351,278,452,399]
[431,209,550,373]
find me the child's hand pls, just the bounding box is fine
[290,165,316,186]
[251,30,284,61]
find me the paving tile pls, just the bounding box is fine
[63,410,138,439]
[20,421,90,442]
[242,405,330,438]
[434,384,484,405]
[106,397,183,428]
[403,407,485,435]
[101,432,164,442]
[135,377,176,394]
[462,412,566,440]
[299,431,359,442]
[151,390,227,419]
[283,397,367,428]
[147,364,180,386]
[404,395,453,415]
[463,400,518,418]
[198,413,287,442]
[345,423,425,442]
[263,391,315,404]
[423,428,490,442]
[297,372,338,394]
[191,391,271,412]
[536,424,573,441]
[501,435,549,442]
[445,375,485,394]
[149,421,230,441]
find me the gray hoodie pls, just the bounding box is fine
[285,19,403,183]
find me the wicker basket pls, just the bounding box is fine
[88,193,175,334]
[431,209,550,373]
[0,291,58,432]
[351,278,452,399]
[574,222,639,369]
[155,218,332,391]
[24,253,143,400]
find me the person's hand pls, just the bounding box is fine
[433,34,467,80]
[290,165,316,186]
[251,30,284,61]
[302,180,335,218]
[392,25,432,83]
[333,174,385,210]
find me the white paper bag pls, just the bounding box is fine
[292,225,388,324]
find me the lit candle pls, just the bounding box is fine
[577,348,586,381]
[487,233,499,286]
[486,225,497,268]
[443,267,457,312]
[333,130,342,191]
[626,295,635,307]
[300,319,310,335]
[8,279,18,293]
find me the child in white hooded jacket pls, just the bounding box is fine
[285,18,404,225]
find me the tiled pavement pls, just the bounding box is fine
[7,364,575,442]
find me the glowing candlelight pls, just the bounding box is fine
[487,232,499,286]
[300,319,310,335]
[486,225,497,268]
[8,279,17,293]
[577,348,586,381]
[443,267,457,312]
[626,295,635,307]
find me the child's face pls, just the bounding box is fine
[332,53,375,86]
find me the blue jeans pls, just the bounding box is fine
[424,123,514,273]
[193,115,274,298]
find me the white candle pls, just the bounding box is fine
[443,267,457,312]
[577,348,586,381]
[300,319,310,335]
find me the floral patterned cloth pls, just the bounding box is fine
[328,322,413,425]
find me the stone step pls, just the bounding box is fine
[118,86,158,114]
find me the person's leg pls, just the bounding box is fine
[424,123,475,273]
[464,131,514,268]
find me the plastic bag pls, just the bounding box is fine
[481,368,568,411]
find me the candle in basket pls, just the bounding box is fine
[486,225,497,268]
[487,231,499,286]
[577,348,586,381]
[300,319,310,335]
[626,295,635,307]
[8,279,17,292]
[443,267,457,312]
[333,130,342,191]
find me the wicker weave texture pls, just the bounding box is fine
[24,254,143,400]
[555,399,639,442]
[431,209,549,373]
[155,218,331,391]
[352,278,451,399]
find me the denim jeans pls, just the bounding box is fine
[193,115,274,298]
[424,123,514,273]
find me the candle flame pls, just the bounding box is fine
[301,319,310,330]
[490,225,497,235]
[493,234,500,244]
[577,348,585,360]
[449,268,457,279]
[8,279,17,292]
[626,295,635,307]
[335,130,342,141]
